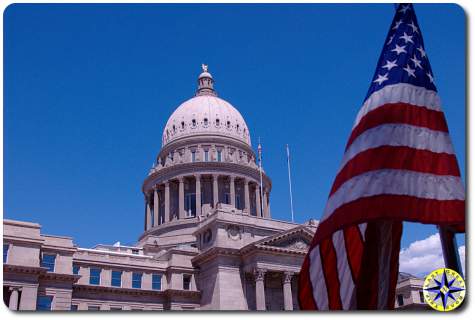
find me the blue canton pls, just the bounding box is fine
[365,3,437,101]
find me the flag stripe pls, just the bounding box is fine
[353,83,441,129]
[320,239,343,309]
[346,102,449,150]
[316,195,464,244]
[341,123,455,170]
[333,230,356,309]
[343,225,364,283]
[309,245,329,310]
[298,256,318,310]
[330,146,461,196]
[324,169,464,220]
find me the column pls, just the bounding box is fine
[282,272,293,311]
[254,269,266,311]
[244,179,250,214]
[164,181,170,223]
[146,195,152,230]
[230,175,236,207]
[195,174,202,216]
[9,287,20,310]
[153,187,159,226]
[263,190,269,218]
[213,174,219,207]
[255,184,262,217]
[178,176,185,219]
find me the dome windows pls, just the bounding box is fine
[181,121,185,130]
[203,118,209,127]
[226,121,231,129]
[215,118,220,127]
[236,124,240,132]
[192,119,197,128]
[172,125,176,133]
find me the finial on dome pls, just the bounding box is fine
[196,64,217,97]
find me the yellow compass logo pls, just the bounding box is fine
[422,268,465,311]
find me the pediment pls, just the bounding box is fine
[256,227,314,252]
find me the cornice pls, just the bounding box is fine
[3,264,47,275]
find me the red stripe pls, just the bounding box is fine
[346,102,449,150]
[343,225,364,283]
[320,239,343,310]
[330,146,461,196]
[386,222,403,310]
[313,195,465,245]
[356,222,380,309]
[298,255,318,310]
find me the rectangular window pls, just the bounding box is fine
[41,254,56,272]
[89,267,101,285]
[36,296,53,311]
[217,150,222,162]
[132,272,142,289]
[73,264,80,275]
[131,249,139,254]
[224,193,230,204]
[191,151,196,162]
[88,306,100,311]
[110,307,122,311]
[236,194,241,209]
[70,304,78,311]
[397,294,404,306]
[111,270,122,287]
[3,244,9,263]
[185,193,196,217]
[183,274,191,290]
[204,150,209,162]
[152,274,162,291]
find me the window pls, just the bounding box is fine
[224,193,230,205]
[152,274,162,291]
[36,296,53,311]
[236,124,240,132]
[397,294,404,306]
[73,264,80,275]
[192,119,196,127]
[216,119,220,126]
[132,249,139,254]
[183,274,192,290]
[111,270,122,287]
[236,194,241,209]
[89,267,101,285]
[41,254,56,272]
[217,150,222,162]
[419,290,425,303]
[132,272,142,289]
[181,121,185,129]
[185,193,196,217]
[226,121,231,129]
[3,244,9,263]
[204,118,208,126]
[70,304,78,311]
[204,150,209,162]
[110,306,122,311]
[88,305,100,311]
[191,150,196,162]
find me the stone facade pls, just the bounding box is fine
[3,66,424,311]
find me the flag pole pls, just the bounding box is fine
[258,138,264,216]
[286,144,295,222]
[438,226,464,277]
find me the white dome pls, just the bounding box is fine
[162,95,251,146]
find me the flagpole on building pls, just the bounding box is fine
[286,144,295,222]
[438,226,464,277]
[258,138,264,215]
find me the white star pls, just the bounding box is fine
[399,4,411,14]
[386,35,395,45]
[410,55,423,69]
[382,59,398,71]
[408,21,419,33]
[403,64,416,78]
[417,46,427,58]
[392,44,407,55]
[427,72,434,83]
[373,73,389,85]
[399,32,414,44]
[392,19,403,30]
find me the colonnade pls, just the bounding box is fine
[253,269,294,311]
[144,174,270,230]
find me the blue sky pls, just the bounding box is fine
[4,3,465,252]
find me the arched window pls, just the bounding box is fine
[226,121,231,129]
[181,121,185,129]
[204,118,208,126]
[192,119,196,127]
[216,119,220,127]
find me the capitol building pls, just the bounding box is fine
[3,66,425,311]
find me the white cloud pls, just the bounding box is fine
[399,233,465,277]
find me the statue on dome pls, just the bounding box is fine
[201,63,208,73]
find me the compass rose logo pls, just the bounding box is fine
[422,268,465,311]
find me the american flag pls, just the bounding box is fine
[299,4,465,310]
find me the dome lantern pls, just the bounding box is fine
[196,64,217,97]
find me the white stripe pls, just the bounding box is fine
[358,223,367,241]
[333,230,356,309]
[354,83,441,129]
[309,245,329,310]
[342,123,455,170]
[323,169,465,220]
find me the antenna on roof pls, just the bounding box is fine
[258,137,264,216]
